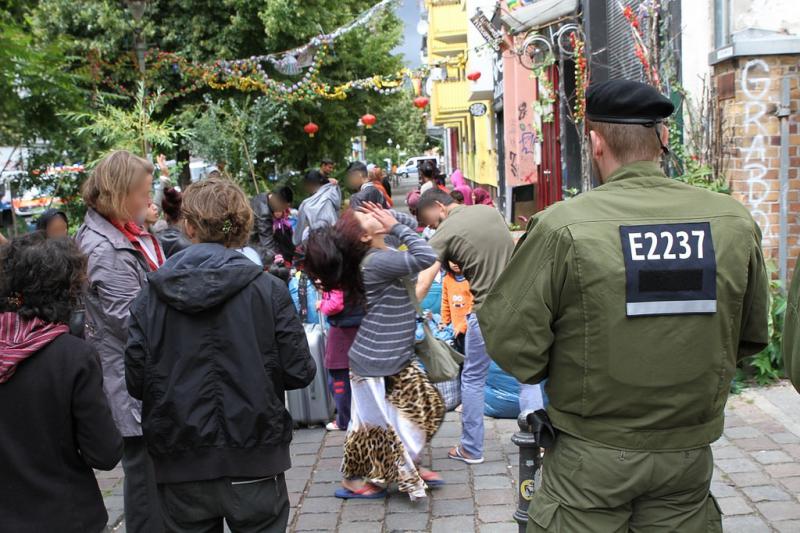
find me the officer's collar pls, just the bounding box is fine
[605,161,665,184]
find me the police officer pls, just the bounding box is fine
[783,263,800,391]
[480,79,770,532]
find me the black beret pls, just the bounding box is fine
[586,79,674,125]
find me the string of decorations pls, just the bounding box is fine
[88,49,208,101]
[623,4,660,88]
[570,31,588,122]
[250,0,400,72]
[205,40,331,103]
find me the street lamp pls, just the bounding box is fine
[356,119,366,161]
[126,1,148,75]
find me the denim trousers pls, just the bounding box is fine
[327,368,352,429]
[461,313,492,457]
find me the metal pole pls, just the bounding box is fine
[777,76,791,286]
[511,412,542,533]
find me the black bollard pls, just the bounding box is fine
[511,412,543,533]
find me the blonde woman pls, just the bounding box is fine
[76,150,164,533]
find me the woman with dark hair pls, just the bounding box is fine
[156,187,192,258]
[0,232,123,533]
[472,187,495,207]
[419,160,437,195]
[304,203,445,501]
[36,208,69,238]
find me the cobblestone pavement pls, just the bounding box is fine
[102,383,800,532]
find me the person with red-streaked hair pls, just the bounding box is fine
[304,205,445,502]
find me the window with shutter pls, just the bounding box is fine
[605,0,646,81]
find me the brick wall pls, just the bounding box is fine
[714,54,800,276]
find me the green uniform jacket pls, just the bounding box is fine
[480,161,770,451]
[783,263,800,393]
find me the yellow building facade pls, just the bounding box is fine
[426,0,497,187]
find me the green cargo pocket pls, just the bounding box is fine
[706,494,723,533]
[528,493,560,532]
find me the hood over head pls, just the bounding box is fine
[451,169,465,188]
[148,243,263,313]
[304,182,339,209]
[0,312,69,383]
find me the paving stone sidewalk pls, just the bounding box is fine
[103,383,800,532]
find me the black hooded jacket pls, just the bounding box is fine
[125,244,315,483]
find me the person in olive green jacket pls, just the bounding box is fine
[783,265,800,392]
[480,80,770,532]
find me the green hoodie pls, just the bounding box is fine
[481,161,770,451]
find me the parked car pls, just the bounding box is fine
[1,171,63,223]
[397,156,439,181]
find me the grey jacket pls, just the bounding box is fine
[293,182,341,246]
[76,209,149,437]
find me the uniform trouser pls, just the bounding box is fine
[527,433,722,533]
[122,436,164,533]
[461,313,492,458]
[158,474,290,533]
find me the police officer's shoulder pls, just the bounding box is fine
[519,195,595,245]
[671,178,755,218]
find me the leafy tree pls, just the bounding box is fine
[63,82,188,160]
[27,0,420,177]
[189,95,287,194]
[0,4,88,152]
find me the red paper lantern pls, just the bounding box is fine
[361,113,377,128]
[413,96,430,109]
[467,71,482,82]
[303,122,319,138]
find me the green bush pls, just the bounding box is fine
[731,262,786,392]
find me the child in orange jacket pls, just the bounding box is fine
[440,260,473,354]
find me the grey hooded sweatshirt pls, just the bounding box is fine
[293,182,341,246]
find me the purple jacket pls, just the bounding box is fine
[76,209,149,437]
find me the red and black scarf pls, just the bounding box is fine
[0,312,69,383]
[111,220,165,271]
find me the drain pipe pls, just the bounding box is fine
[778,76,791,287]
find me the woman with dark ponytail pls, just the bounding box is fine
[155,187,192,258]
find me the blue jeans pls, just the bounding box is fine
[461,313,492,458]
[327,369,351,429]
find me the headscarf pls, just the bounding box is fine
[450,170,473,205]
[472,188,495,207]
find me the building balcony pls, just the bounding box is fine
[427,0,467,47]
[431,79,470,124]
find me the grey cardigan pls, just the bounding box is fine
[76,209,149,437]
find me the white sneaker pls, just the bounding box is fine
[326,421,342,431]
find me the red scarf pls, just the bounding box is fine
[0,312,69,384]
[111,220,165,271]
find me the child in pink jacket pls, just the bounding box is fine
[317,289,364,431]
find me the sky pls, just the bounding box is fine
[393,0,423,68]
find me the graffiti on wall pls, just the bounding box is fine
[740,59,773,243]
[503,46,538,187]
